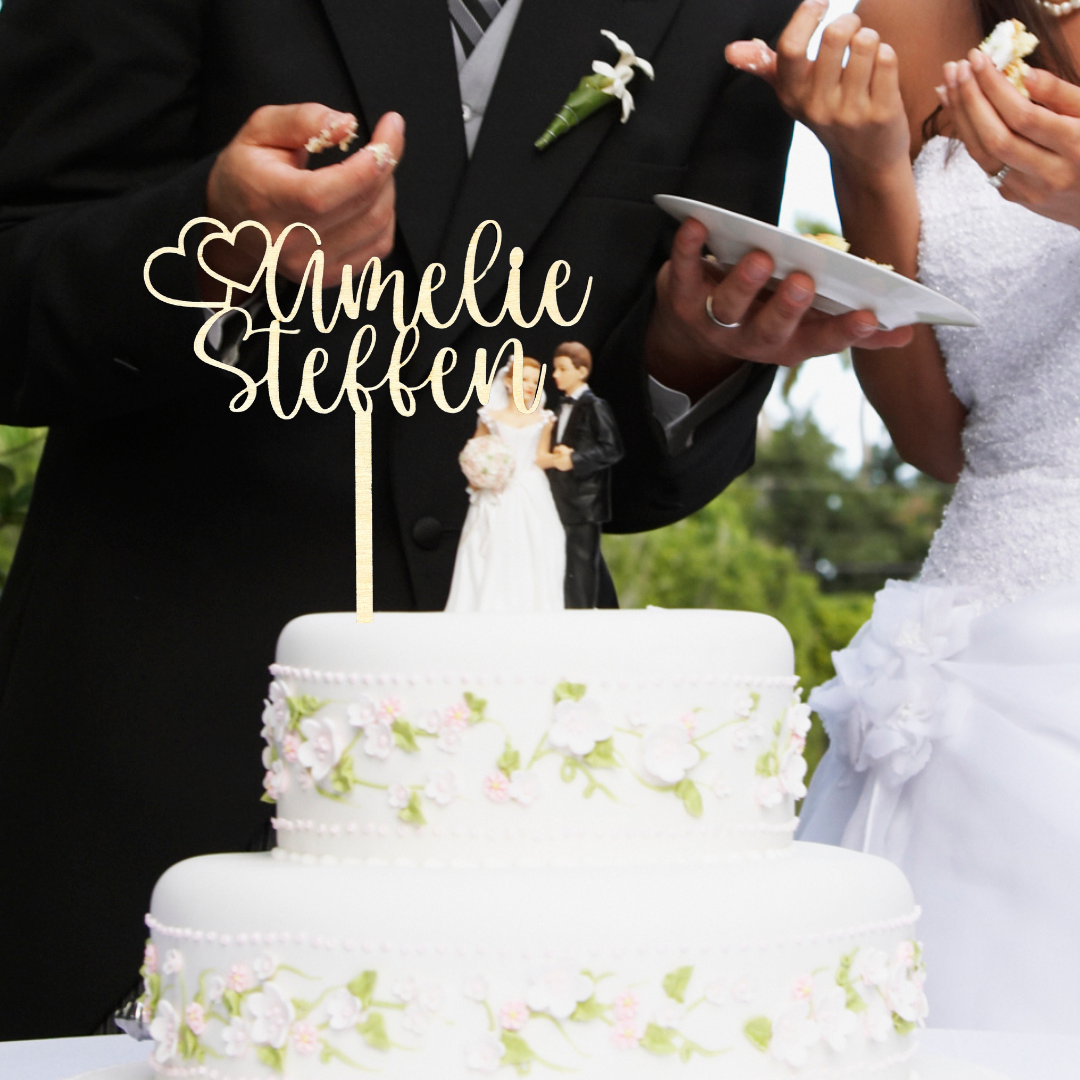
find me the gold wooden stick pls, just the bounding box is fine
[355,409,373,623]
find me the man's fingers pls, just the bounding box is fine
[724,39,778,84]
[742,272,816,355]
[244,102,357,151]
[705,250,775,328]
[667,217,712,298]
[279,112,405,220]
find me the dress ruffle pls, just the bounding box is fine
[799,580,1080,1033]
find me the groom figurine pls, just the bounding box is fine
[548,342,623,608]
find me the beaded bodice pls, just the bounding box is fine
[914,136,1080,608]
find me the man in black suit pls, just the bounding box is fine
[547,342,623,608]
[0,0,913,1036]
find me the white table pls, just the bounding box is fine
[1,1029,1076,1080]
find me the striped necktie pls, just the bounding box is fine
[448,0,503,57]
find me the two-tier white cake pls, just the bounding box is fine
[139,610,926,1080]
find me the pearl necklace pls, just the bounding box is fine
[1040,0,1080,16]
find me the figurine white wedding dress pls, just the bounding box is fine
[445,382,566,612]
[799,136,1080,1034]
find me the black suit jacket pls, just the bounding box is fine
[0,0,798,1036]
[549,389,624,525]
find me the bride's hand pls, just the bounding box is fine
[943,51,1080,230]
[725,0,909,186]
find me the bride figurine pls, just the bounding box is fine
[445,356,566,611]
[730,0,1080,1035]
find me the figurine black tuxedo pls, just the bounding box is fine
[547,343,623,607]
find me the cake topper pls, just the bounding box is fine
[445,357,567,612]
[546,342,623,608]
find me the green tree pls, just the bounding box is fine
[0,426,46,588]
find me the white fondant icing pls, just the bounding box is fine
[264,612,803,863]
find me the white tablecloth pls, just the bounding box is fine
[1,1030,1076,1080]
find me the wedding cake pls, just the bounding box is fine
[139,610,926,1080]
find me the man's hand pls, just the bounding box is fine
[645,217,914,400]
[200,104,405,301]
[552,445,575,472]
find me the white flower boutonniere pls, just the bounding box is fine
[535,30,655,150]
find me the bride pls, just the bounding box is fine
[730,0,1080,1034]
[445,356,566,611]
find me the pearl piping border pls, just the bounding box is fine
[269,815,800,839]
[147,1042,918,1080]
[269,663,799,690]
[144,905,921,957]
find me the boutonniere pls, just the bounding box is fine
[535,30,655,151]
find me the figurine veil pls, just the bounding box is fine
[444,359,566,612]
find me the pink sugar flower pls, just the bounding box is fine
[612,989,639,1021]
[228,962,253,993]
[143,942,158,974]
[498,999,529,1031]
[281,731,301,763]
[379,696,404,721]
[483,772,511,803]
[610,1018,643,1049]
[292,1020,320,1055]
[185,1002,206,1036]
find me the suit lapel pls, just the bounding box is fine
[439,0,685,313]
[318,0,467,274]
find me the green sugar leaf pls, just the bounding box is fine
[179,1026,199,1060]
[674,779,703,818]
[398,791,427,827]
[391,719,420,753]
[743,1016,773,1052]
[569,995,608,1022]
[501,1031,538,1070]
[222,989,242,1017]
[359,1011,391,1051]
[255,1045,285,1072]
[347,971,377,1008]
[641,1023,678,1055]
[754,750,779,778]
[553,681,587,703]
[892,1014,917,1037]
[583,737,617,769]
[662,965,694,1003]
[497,743,521,776]
[464,691,488,721]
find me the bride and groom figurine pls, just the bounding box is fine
[444,342,623,612]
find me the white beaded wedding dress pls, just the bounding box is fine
[444,401,566,612]
[798,136,1080,1035]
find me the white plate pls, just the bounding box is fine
[654,194,980,331]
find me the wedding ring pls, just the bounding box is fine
[705,294,741,330]
[987,164,1010,190]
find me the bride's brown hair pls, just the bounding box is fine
[925,0,1080,138]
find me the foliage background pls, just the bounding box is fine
[603,413,951,778]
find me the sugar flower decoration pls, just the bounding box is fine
[535,30,654,150]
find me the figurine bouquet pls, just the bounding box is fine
[459,434,516,494]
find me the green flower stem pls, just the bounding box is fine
[371,999,406,1011]
[560,756,617,801]
[526,730,552,768]
[530,1011,588,1056]
[482,1000,496,1032]
[319,1041,377,1072]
